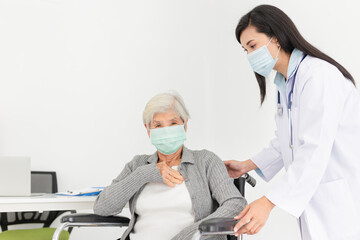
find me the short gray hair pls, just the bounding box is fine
[143,91,190,128]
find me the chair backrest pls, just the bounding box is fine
[0,171,66,231]
[31,171,58,194]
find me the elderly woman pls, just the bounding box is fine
[93,91,246,240]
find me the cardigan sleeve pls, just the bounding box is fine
[93,155,163,216]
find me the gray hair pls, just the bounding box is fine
[143,91,190,128]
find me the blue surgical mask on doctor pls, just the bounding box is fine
[150,124,186,155]
[247,37,281,77]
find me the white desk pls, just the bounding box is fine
[0,194,97,212]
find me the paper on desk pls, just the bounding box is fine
[56,187,104,196]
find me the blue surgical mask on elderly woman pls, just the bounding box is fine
[150,124,186,155]
[247,37,281,77]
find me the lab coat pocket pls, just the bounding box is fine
[305,178,359,239]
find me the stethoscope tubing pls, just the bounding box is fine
[277,54,307,150]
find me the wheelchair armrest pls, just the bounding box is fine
[199,217,238,235]
[53,214,130,240]
[61,213,130,225]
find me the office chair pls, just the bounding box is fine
[0,171,72,240]
[52,174,256,240]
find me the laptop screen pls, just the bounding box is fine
[0,157,31,196]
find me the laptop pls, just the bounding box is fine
[0,156,31,196]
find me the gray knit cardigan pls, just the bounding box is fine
[93,147,247,240]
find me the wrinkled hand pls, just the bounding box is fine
[156,162,184,187]
[223,159,257,178]
[233,196,275,236]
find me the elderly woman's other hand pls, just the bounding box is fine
[156,161,184,187]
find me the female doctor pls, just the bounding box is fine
[224,4,360,240]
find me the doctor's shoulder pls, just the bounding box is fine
[298,56,347,88]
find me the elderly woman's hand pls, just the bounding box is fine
[156,162,184,187]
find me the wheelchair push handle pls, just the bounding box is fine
[241,173,256,187]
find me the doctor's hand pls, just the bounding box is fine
[224,159,258,178]
[233,196,275,236]
[156,162,184,188]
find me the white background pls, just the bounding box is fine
[1,0,359,239]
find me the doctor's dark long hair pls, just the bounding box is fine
[235,4,355,104]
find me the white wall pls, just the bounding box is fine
[1,0,359,239]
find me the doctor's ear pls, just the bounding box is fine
[272,37,280,47]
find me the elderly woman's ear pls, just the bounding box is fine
[145,124,150,137]
[184,119,188,132]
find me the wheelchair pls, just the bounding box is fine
[52,174,256,240]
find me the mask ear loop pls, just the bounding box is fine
[275,45,281,58]
[266,37,281,59]
[266,37,274,46]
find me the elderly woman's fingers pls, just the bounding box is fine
[166,173,183,184]
[165,175,182,185]
[164,178,175,188]
[156,161,185,186]
[169,169,184,180]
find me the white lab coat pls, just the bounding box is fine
[252,56,360,240]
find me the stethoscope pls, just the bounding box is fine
[277,54,307,150]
